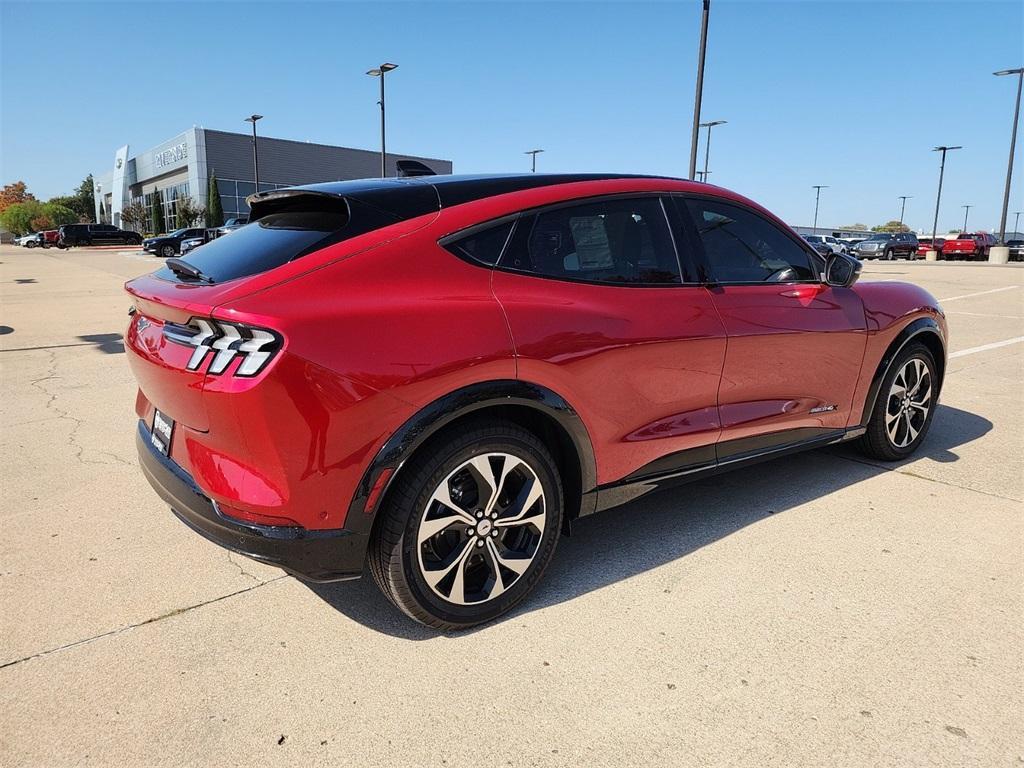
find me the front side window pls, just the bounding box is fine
[499,197,681,285]
[685,198,817,283]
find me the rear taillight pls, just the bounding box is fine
[162,317,281,377]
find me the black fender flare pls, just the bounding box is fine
[344,380,598,536]
[859,316,946,427]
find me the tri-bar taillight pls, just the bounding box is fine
[162,317,281,377]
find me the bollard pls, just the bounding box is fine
[925,250,938,261]
[989,246,1010,264]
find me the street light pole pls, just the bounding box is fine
[961,204,972,232]
[812,185,828,235]
[525,149,544,172]
[244,114,263,190]
[688,0,711,180]
[930,145,962,245]
[898,195,912,231]
[994,68,1023,243]
[366,63,398,177]
[1014,211,1022,237]
[699,120,727,182]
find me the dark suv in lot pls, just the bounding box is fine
[854,232,919,260]
[142,228,208,258]
[58,223,143,248]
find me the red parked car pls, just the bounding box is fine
[41,230,60,248]
[942,232,996,260]
[126,174,947,628]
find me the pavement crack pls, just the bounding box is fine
[227,552,261,582]
[0,576,288,671]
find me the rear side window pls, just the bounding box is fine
[685,198,817,283]
[499,197,681,285]
[443,220,514,266]
[154,210,347,283]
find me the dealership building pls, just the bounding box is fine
[93,128,452,232]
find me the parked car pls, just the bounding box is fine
[1007,239,1024,261]
[15,232,42,248]
[942,232,996,260]
[58,223,143,248]
[126,173,947,628]
[179,228,223,256]
[802,234,833,256]
[41,229,60,249]
[216,216,249,236]
[142,227,207,258]
[854,232,919,260]
[915,237,941,258]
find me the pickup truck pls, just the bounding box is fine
[942,232,996,260]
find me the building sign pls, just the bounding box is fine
[154,142,188,169]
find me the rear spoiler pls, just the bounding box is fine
[395,160,436,178]
[246,190,350,224]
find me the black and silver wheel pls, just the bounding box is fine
[160,244,176,258]
[370,420,563,629]
[859,343,938,460]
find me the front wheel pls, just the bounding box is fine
[859,343,939,461]
[160,244,176,258]
[883,248,894,261]
[370,420,564,629]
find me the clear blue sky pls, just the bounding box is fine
[2,1,1021,232]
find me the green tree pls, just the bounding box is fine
[871,220,910,233]
[206,172,224,227]
[150,193,165,235]
[41,202,77,228]
[839,223,869,231]
[46,175,96,222]
[0,200,45,234]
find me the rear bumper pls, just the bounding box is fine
[135,421,368,582]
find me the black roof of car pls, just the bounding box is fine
[247,173,661,224]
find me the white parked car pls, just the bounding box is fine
[15,232,42,248]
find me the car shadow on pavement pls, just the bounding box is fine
[76,333,125,354]
[304,404,991,640]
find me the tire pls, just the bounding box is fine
[858,342,939,461]
[370,419,564,630]
[160,244,176,258]
[883,248,894,261]
[25,241,36,248]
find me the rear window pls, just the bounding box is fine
[153,210,348,283]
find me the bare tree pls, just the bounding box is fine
[174,196,206,227]
[120,200,147,234]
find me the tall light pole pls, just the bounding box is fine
[812,185,828,235]
[898,195,912,231]
[994,68,1023,243]
[366,62,398,177]
[1014,210,1022,237]
[244,114,263,189]
[699,120,726,182]
[525,149,544,172]
[930,145,962,245]
[961,204,972,232]
[688,0,711,180]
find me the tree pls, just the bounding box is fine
[839,223,869,231]
[871,220,910,233]
[206,172,224,227]
[47,175,96,222]
[120,201,147,234]
[0,200,44,234]
[174,195,205,227]
[150,193,165,235]
[0,181,36,214]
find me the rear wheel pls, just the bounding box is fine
[859,343,938,461]
[370,420,563,629]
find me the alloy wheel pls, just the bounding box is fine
[416,452,546,606]
[885,357,932,448]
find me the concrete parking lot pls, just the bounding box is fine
[1,243,1021,767]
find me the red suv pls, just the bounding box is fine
[126,174,947,628]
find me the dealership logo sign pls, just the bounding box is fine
[154,142,188,169]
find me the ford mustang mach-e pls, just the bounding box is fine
[126,174,946,628]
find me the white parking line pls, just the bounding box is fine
[938,286,1019,302]
[946,310,1023,319]
[949,337,1024,358]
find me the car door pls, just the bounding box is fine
[676,195,868,458]
[488,194,727,485]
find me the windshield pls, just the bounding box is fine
[167,228,188,238]
[866,234,890,241]
[804,235,822,242]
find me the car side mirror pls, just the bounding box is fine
[824,251,861,287]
